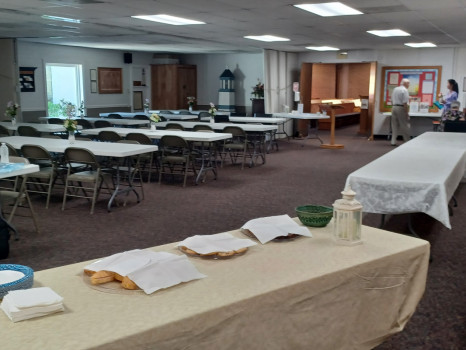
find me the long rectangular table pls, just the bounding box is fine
[156,121,277,133]
[273,112,330,143]
[0,220,430,350]
[39,117,149,126]
[347,132,466,230]
[0,136,158,211]
[382,111,443,137]
[0,122,82,134]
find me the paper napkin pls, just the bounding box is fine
[176,233,257,254]
[242,214,312,244]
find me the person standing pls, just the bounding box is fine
[390,78,411,146]
[439,79,459,112]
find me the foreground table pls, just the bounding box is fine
[0,220,429,350]
[347,132,466,230]
[0,136,157,211]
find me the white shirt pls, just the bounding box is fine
[392,85,409,105]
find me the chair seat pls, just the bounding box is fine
[67,170,100,182]
[224,143,246,150]
[164,155,189,163]
[0,190,21,201]
[28,167,55,179]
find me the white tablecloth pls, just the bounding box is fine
[347,132,466,228]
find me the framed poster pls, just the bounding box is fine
[90,81,98,93]
[19,67,37,92]
[379,66,442,112]
[90,69,97,81]
[133,91,143,110]
[97,67,123,94]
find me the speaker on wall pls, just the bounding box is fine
[124,53,132,64]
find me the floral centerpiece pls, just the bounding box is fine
[143,98,150,113]
[187,96,196,111]
[251,80,264,99]
[208,103,217,123]
[63,118,78,143]
[5,101,20,125]
[149,113,161,131]
[59,100,76,118]
[77,101,85,117]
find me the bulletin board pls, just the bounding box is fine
[379,66,442,112]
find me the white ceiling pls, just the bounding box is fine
[0,0,465,53]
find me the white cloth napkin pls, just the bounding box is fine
[176,233,257,254]
[242,214,312,244]
[1,287,64,322]
[128,255,206,295]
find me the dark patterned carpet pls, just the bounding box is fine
[2,125,465,349]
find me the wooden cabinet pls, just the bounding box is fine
[151,64,197,110]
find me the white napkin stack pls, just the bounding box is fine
[84,250,206,295]
[176,233,257,254]
[242,214,312,244]
[1,287,64,322]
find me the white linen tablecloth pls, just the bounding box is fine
[1,220,429,350]
[347,132,466,228]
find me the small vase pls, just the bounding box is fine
[80,112,84,118]
[144,107,149,114]
[189,106,193,112]
[68,131,75,144]
[151,123,156,131]
[11,117,16,126]
[210,116,215,124]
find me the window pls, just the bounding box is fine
[45,63,83,117]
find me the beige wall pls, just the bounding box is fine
[0,39,19,120]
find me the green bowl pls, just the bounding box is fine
[295,205,333,227]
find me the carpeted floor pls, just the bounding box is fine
[2,125,465,349]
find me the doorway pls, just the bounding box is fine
[45,63,83,117]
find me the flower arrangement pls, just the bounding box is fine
[143,99,150,110]
[208,103,217,117]
[63,118,78,132]
[187,96,196,107]
[59,99,76,118]
[5,101,20,119]
[251,80,264,98]
[150,113,161,123]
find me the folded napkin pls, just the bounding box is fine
[128,255,206,295]
[176,233,257,254]
[242,214,312,244]
[1,287,64,322]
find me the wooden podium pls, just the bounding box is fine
[320,105,344,149]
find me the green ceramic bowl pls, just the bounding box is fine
[295,205,333,227]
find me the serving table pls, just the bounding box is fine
[382,111,443,137]
[273,112,330,144]
[0,136,157,212]
[99,112,146,118]
[347,132,466,231]
[0,220,429,350]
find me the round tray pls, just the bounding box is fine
[82,273,143,295]
[178,246,248,259]
[0,264,34,298]
[241,229,300,242]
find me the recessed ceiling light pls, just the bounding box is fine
[294,2,363,17]
[41,15,80,23]
[367,29,410,37]
[131,14,205,25]
[306,46,339,51]
[244,35,290,42]
[404,42,437,48]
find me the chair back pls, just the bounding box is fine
[106,114,122,119]
[230,112,246,117]
[159,111,173,114]
[444,121,466,133]
[47,118,63,124]
[64,147,99,171]
[76,119,93,129]
[94,120,112,128]
[223,126,246,137]
[214,114,230,123]
[254,113,273,118]
[198,112,210,121]
[165,123,185,131]
[160,135,189,150]
[0,125,10,137]
[17,126,41,137]
[21,144,52,162]
[98,130,122,142]
[126,133,153,145]
[193,124,214,132]
[4,143,18,156]
[133,114,150,120]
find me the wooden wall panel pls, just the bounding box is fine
[336,63,371,99]
[311,64,336,99]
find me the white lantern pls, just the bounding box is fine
[332,185,363,245]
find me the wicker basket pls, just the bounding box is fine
[295,205,333,227]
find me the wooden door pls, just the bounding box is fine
[151,65,177,109]
[177,66,197,109]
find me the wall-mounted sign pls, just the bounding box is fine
[19,67,37,92]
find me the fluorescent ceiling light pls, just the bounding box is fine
[367,29,410,37]
[41,15,80,23]
[294,2,363,17]
[131,14,205,25]
[306,46,339,51]
[405,42,437,48]
[244,35,290,42]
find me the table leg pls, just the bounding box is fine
[379,214,386,228]
[107,157,140,212]
[195,142,217,185]
[306,119,323,144]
